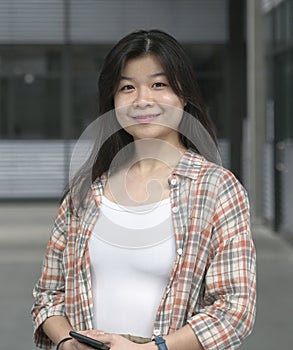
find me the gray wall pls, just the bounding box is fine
[0,0,228,44]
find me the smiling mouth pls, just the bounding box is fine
[132,114,160,124]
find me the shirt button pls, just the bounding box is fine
[170,178,177,186]
[172,206,179,213]
[177,248,183,256]
[154,329,161,336]
[166,287,171,294]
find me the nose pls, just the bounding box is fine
[133,87,153,109]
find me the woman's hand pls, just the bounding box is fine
[62,330,107,350]
[85,332,155,350]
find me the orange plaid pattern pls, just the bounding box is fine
[32,150,256,349]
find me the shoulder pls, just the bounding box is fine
[179,150,249,216]
[181,149,243,188]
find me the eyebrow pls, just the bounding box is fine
[120,72,166,81]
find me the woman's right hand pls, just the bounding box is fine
[62,338,94,350]
[62,330,106,350]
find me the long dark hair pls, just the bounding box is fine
[66,29,217,210]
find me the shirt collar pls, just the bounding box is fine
[92,148,205,191]
[172,148,205,181]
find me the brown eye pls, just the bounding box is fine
[121,84,134,91]
[153,82,167,88]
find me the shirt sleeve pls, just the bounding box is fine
[187,170,256,350]
[31,195,71,349]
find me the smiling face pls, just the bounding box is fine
[114,55,186,145]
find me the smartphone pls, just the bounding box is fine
[69,331,110,350]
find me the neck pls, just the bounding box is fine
[131,138,186,174]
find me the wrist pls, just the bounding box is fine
[152,336,168,350]
[142,340,157,350]
[56,337,72,350]
[62,339,74,350]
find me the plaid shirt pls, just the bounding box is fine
[32,149,256,349]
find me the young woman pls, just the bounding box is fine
[32,30,256,350]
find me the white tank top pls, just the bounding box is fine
[88,196,175,337]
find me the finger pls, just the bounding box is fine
[92,332,113,344]
[77,329,105,337]
[72,337,102,350]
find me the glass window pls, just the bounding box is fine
[70,46,107,139]
[0,77,8,137]
[71,75,98,139]
[285,51,293,139]
[275,51,293,140]
[0,75,61,139]
[274,1,287,45]
[0,49,62,139]
[13,76,61,139]
[185,44,227,138]
[288,0,293,40]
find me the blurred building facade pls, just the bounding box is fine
[0,0,292,238]
[263,0,293,237]
[246,0,292,239]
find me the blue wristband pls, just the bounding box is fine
[153,336,168,350]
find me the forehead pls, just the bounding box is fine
[121,54,164,77]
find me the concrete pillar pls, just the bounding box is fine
[246,0,266,222]
[61,0,71,140]
[227,0,246,181]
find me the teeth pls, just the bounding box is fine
[135,114,157,119]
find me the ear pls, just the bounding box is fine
[179,95,187,108]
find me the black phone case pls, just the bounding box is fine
[69,331,110,350]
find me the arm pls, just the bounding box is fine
[31,195,72,348]
[89,325,203,350]
[187,171,256,349]
[42,315,101,350]
[42,315,73,346]
[152,325,204,350]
